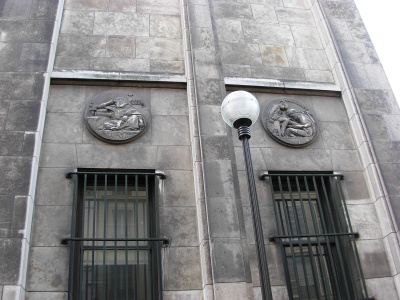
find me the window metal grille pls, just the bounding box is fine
[64,171,168,300]
[261,173,371,300]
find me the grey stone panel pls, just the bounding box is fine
[162,170,195,207]
[43,113,83,144]
[151,115,190,146]
[160,207,198,246]
[371,141,400,164]
[305,70,334,83]
[0,156,32,195]
[0,100,9,115]
[60,10,94,35]
[198,105,227,136]
[261,148,332,171]
[190,27,215,50]
[322,0,358,20]
[137,0,180,15]
[345,62,371,89]
[341,172,370,201]
[347,204,382,239]
[259,45,289,67]
[0,196,14,238]
[150,15,181,39]
[0,20,54,43]
[163,247,202,290]
[0,73,35,99]
[0,42,23,72]
[207,197,241,238]
[151,89,188,116]
[223,64,252,78]
[319,122,355,150]
[389,196,400,227]
[337,40,370,64]
[216,19,245,44]
[380,163,400,196]
[64,0,108,10]
[5,101,41,131]
[32,206,72,247]
[311,96,348,122]
[364,43,379,64]
[47,86,86,113]
[17,59,48,72]
[356,239,391,279]
[90,57,150,72]
[202,136,231,161]
[220,42,262,65]
[0,116,6,130]
[40,143,77,168]
[27,247,69,291]
[250,4,278,22]
[31,72,47,100]
[188,4,212,28]
[0,131,24,156]
[331,150,362,171]
[291,26,323,49]
[9,196,27,238]
[346,18,371,43]
[275,7,315,26]
[0,238,21,285]
[105,36,135,58]
[54,56,90,70]
[355,89,399,115]
[242,22,295,46]
[328,18,353,42]
[243,206,277,244]
[136,38,183,61]
[238,170,271,208]
[76,144,158,169]
[283,0,308,9]
[0,0,33,19]
[108,0,137,13]
[213,2,253,20]
[362,114,391,141]
[195,78,224,105]
[57,35,107,58]
[25,292,67,300]
[155,146,192,170]
[163,291,202,300]
[150,60,184,74]
[235,147,267,172]
[35,168,74,206]
[93,12,149,36]
[30,0,59,20]
[20,42,50,61]
[364,64,392,90]
[251,65,305,81]
[211,239,247,283]
[203,160,235,198]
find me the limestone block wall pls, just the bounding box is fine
[54,0,184,74]
[25,86,202,299]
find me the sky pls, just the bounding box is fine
[353,0,400,103]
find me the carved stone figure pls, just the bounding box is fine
[85,91,150,144]
[262,98,317,147]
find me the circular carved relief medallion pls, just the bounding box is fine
[85,90,150,144]
[261,98,318,147]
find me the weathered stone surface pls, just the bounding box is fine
[345,62,370,89]
[223,64,252,78]
[0,42,22,72]
[276,7,315,26]
[0,73,34,99]
[357,239,391,279]
[163,247,202,290]
[105,36,135,58]
[211,239,246,283]
[151,89,188,116]
[163,291,202,300]
[90,57,150,72]
[32,206,71,246]
[338,40,370,63]
[30,0,59,20]
[371,141,400,163]
[251,65,305,81]
[54,56,90,70]
[9,196,27,238]
[0,20,54,43]
[216,19,245,44]
[109,0,137,12]
[363,114,391,140]
[151,115,189,145]
[57,34,106,58]
[251,4,278,22]
[160,207,198,246]
[60,10,94,35]
[207,197,241,238]
[25,292,67,300]
[47,86,86,113]
[190,28,215,50]
[204,160,235,198]
[0,196,14,238]
[355,89,399,115]
[137,0,179,15]
[380,163,400,196]
[27,247,69,291]
[305,70,334,83]
[243,206,277,244]
[0,0,33,19]
[150,15,181,39]
[40,143,77,168]
[156,146,192,170]
[195,78,223,105]
[93,12,149,36]
[0,238,21,284]
[214,282,249,300]
[259,45,289,67]
[64,0,108,10]
[198,105,227,136]
[150,60,184,74]
[291,26,322,49]
[364,64,392,90]
[213,2,252,20]
[320,122,354,149]
[162,170,195,207]
[0,156,32,195]
[341,171,370,201]
[136,38,183,61]
[202,136,231,161]
[243,22,294,46]
[283,0,308,9]
[0,132,24,156]
[365,277,400,300]
[188,4,212,28]
[311,96,347,122]
[43,113,83,144]
[332,150,362,171]
[347,204,382,239]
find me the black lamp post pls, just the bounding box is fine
[221,91,273,300]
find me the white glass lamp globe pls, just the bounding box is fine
[221,91,260,128]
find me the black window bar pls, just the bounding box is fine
[260,173,373,300]
[63,171,168,300]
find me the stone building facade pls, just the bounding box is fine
[0,0,399,299]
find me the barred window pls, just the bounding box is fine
[65,170,167,300]
[263,173,370,300]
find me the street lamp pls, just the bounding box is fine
[221,91,273,300]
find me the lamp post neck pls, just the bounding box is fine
[240,127,273,300]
